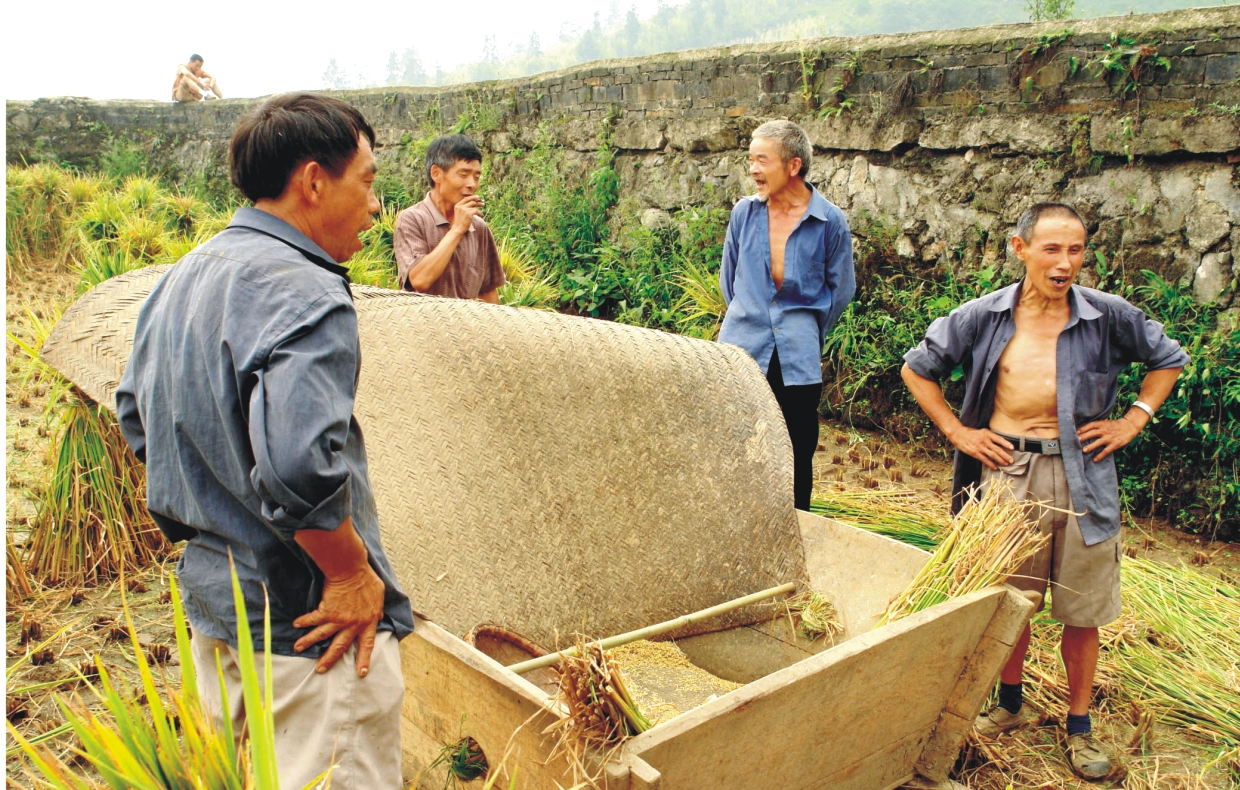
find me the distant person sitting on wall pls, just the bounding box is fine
[394,134,505,301]
[173,54,223,102]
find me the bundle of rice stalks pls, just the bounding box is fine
[781,590,844,643]
[878,479,1046,625]
[26,393,166,586]
[544,636,651,786]
[120,175,163,211]
[347,246,400,289]
[8,566,330,790]
[162,192,206,232]
[423,729,489,788]
[11,311,165,586]
[809,488,946,550]
[6,163,72,275]
[497,234,537,282]
[500,275,560,310]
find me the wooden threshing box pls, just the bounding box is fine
[43,267,1034,790]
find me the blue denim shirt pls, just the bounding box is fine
[904,281,1189,546]
[718,186,856,385]
[116,207,414,657]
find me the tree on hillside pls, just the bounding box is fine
[1026,0,1075,20]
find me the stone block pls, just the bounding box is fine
[1205,55,1240,84]
[666,118,738,152]
[613,119,668,151]
[1194,252,1231,304]
[803,116,922,152]
[942,67,981,93]
[919,116,1068,153]
[1092,115,1240,156]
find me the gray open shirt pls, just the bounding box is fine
[903,280,1189,546]
[117,207,414,657]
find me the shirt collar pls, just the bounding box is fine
[987,277,1103,326]
[805,184,830,222]
[422,192,476,233]
[227,207,351,281]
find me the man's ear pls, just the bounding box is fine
[298,161,326,206]
[429,163,442,187]
[787,157,802,179]
[1010,234,1027,261]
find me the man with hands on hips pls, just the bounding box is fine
[900,202,1186,781]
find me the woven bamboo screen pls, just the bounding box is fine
[42,266,808,646]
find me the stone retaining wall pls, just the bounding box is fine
[8,5,1240,305]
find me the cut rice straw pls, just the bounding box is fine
[878,479,1047,626]
[809,488,945,550]
[782,590,844,643]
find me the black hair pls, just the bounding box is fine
[228,92,376,203]
[189,54,203,62]
[1015,202,1088,243]
[425,134,483,186]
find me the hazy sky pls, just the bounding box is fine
[4,0,665,101]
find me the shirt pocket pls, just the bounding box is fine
[1074,370,1111,423]
[792,257,826,301]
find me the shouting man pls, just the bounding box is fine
[719,120,856,510]
[118,93,414,788]
[901,203,1187,779]
[172,54,223,102]
[394,133,505,301]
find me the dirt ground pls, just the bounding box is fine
[5,266,1238,788]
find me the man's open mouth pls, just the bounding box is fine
[1049,275,1070,286]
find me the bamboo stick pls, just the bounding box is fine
[508,582,797,675]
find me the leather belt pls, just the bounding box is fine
[996,433,1062,456]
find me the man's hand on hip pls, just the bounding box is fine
[292,564,386,676]
[292,517,385,677]
[1077,415,1142,462]
[948,426,1015,471]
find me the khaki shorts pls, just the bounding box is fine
[193,630,404,790]
[981,448,1122,628]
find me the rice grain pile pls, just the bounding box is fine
[610,640,741,726]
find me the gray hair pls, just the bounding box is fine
[752,120,812,178]
[1015,202,1087,243]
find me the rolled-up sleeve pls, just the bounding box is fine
[904,305,977,382]
[820,217,855,344]
[247,297,358,539]
[393,210,430,291]
[1115,303,1190,370]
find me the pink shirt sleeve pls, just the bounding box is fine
[393,209,431,291]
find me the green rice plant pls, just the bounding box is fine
[359,203,400,259]
[8,567,331,789]
[674,256,726,339]
[878,479,1046,625]
[76,238,153,293]
[497,234,537,282]
[499,275,560,310]
[347,246,399,289]
[114,212,172,262]
[73,191,127,242]
[121,174,165,212]
[809,488,945,550]
[60,172,110,212]
[162,192,207,233]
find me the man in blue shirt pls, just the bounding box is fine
[719,120,856,510]
[117,93,413,788]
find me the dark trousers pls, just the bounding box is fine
[766,349,823,511]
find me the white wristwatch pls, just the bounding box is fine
[1130,400,1156,420]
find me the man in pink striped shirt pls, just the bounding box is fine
[394,134,505,301]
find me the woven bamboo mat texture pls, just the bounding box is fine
[42,267,808,645]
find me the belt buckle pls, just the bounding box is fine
[1045,439,1059,453]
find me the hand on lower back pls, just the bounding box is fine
[292,565,386,676]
